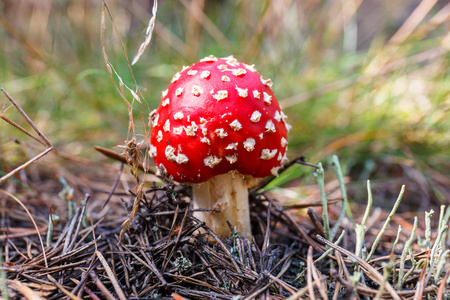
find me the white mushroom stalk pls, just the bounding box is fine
[192,173,258,239]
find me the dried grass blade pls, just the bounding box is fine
[101,1,140,89]
[100,2,136,136]
[0,89,51,147]
[129,1,188,58]
[0,114,43,145]
[95,250,127,300]
[132,0,158,65]
[0,89,53,184]
[0,189,48,268]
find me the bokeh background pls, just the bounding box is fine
[1,0,449,210]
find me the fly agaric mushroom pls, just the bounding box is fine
[149,55,290,239]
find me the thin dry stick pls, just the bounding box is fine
[279,209,325,252]
[0,88,53,184]
[96,250,127,300]
[0,189,48,268]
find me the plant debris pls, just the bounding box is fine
[1,156,449,299]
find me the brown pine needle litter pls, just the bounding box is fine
[0,154,449,299]
[1,1,450,298]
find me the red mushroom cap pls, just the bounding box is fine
[150,55,290,183]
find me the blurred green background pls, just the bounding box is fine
[1,0,449,208]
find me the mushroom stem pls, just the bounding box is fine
[192,173,256,239]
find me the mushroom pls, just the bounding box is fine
[150,55,290,239]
